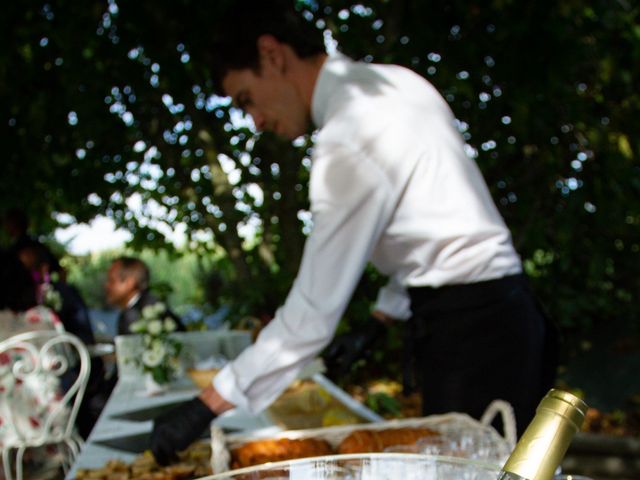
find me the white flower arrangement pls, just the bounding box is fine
[128,302,182,385]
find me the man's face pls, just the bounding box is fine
[104,262,136,309]
[222,61,310,140]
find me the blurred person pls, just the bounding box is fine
[0,250,38,319]
[13,244,109,438]
[104,256,185,335]
[2,207,61,276]
[0,250,70,474]
[16,242,94,345]
[2,207,32,252]
[0,250,63,335]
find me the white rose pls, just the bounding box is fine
[142,305,156,319]
[151,339,166,354]
[153,303,166,315]
[147,320,163,335]
[142,349,164,368]
[163,317,177,332]
[130,320,146,333]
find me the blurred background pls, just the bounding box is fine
[1,0,639,438]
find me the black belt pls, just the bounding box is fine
[408,273,528,313]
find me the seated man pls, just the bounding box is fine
[104,256,185,335]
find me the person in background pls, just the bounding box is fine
[2,207,61,276]
[16,242,95,345]
[0,251,62,336]
[104,256,185,335]
[13,244,107,438]
[0,251,69,472]
[0,250,38,319]
[148,0,556,464]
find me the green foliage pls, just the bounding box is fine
[63,251,117,307]
[2,0,639,369]
[365,392,402,418]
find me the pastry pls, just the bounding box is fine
[337,427,439,454]
[75,442,211,480]
[231,437,333,468]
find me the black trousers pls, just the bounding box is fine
[406,274,557,437]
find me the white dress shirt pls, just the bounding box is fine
[214,54,522,413]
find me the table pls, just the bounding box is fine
[65,331,381,479]
[66,330,277,479]
[65,375,278,479]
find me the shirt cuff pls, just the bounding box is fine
[213,363,252,413]
[374,281,412,320]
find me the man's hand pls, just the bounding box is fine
[150,396,216,465]
[322,315,389,379]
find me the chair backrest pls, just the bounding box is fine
[0,330,90,448]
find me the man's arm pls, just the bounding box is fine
[199,384,235,413]
[212,144,399,413]
[151,143,398,463]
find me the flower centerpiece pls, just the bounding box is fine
[129,302,183,387]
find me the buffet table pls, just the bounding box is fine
[65,375,279,479]
[65,329,382,479]
[65,329,280,479]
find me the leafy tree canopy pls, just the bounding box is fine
[2,1,639,349]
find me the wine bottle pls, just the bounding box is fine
[497,389,588,480]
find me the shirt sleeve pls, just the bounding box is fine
[214,143,398,413]
[373,276,412,320]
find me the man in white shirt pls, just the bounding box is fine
[150,1,555,463]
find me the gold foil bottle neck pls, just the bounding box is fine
[540,388,588,429]
[500,389,587,480]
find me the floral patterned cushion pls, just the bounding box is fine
[0,306,69,449]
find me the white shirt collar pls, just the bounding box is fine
[311,52,352,128]
[126,291,141,309]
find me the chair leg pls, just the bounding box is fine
[14,447,26,480]
[2,447,15,480]
[62,433,83,473]
[61,440,75,473]
[69,432,83,457]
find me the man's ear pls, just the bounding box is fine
[257,34,285,72]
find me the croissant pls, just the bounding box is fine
[231,437,333,468]
[337,427,439,454]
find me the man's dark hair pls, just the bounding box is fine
[3,207,29,234]
[0,250,37,311]
[205,0,325,94]
[114,256,150,291]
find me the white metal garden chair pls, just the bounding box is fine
[0,330,90,480]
